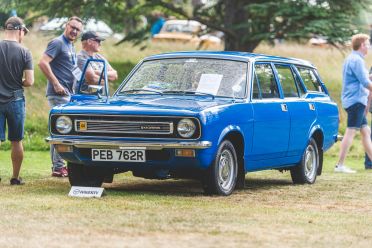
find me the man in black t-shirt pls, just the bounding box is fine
[0,16,34,185]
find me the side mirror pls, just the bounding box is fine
[87,85,104,99]
[87,85,103,94]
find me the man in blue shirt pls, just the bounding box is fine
[150,13,165,37]
[336,34,372,173]
[39,16,83,177]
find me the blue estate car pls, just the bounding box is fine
[47,51,339,196]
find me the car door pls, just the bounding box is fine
[273,64,316,157]
[250,63,290,164]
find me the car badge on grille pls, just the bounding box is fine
[79,121,87,131]
[140,125,161,130]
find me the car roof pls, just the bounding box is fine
[144,51,315,68]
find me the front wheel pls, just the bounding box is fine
[290,138,319,184]
[202,140,238,196]
[68,162,105,187]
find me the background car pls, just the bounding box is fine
[39,17,114,38]
[152,19,223,48]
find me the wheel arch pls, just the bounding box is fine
[218,127,246,189]
[310,127,324,175]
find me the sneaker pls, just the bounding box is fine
[10,177,25,185]
[334,165,356,173]
[52,167,68,177]
[365,166,372,170]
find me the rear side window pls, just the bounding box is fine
[297,67,323,92]
[274,64,299,98]
[253,63,279,99]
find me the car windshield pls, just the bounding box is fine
[117,58,248,98]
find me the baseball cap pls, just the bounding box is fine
[81,31,105,41]
[5,16,29,35]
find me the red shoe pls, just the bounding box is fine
[52,167,68,177]
[61,167,68,177]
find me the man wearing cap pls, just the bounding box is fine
[77,31,117,91]
[38,16,83,177]
[0,16,34,185]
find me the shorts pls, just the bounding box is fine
[0,98,25,141]
[345,102,367,129]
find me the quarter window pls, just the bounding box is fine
[275,64,299,98]
[297,67,323,92]
[254,64,279,99]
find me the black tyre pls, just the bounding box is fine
[290,138,319,184]
[68,162,105,187]
[202,140,238,196]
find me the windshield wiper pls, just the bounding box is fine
[119,89,163,95]
[162,90,215,99]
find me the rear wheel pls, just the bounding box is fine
[290,138,319,184]
[202,140,238,196]
[68,162,105,187]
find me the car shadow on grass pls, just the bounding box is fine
[106,179,204,197]
[105,177,293,197]
[244,178,293,191]
[15,176,294,197]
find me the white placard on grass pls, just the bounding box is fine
[68,186,105,198]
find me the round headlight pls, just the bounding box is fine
[177,119,196,138]
[56,116,72,134]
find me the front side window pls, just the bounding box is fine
[275,64,299,98]
[117,58,248,98]
[254,63,279,99]
[297,67,323,92]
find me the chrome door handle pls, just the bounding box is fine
[281,103,288,112]
[309,103,315,111]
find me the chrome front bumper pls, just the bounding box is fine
[46,137,212,150]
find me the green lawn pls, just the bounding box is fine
[0,151,371,247]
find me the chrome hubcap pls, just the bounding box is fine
[304,145,317,181]
[218,149,235,191]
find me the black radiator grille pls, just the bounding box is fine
[50,114,200,139]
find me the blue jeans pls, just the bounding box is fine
[365,117,372,168]
[0,98,25,141]
[47,95,70,170]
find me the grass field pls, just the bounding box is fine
[0,151,371,247]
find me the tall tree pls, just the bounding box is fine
[6,0,372,52]
[146,0,372,51]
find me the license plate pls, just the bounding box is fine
[91,149,146,162]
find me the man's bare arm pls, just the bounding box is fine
[23,70,34,87]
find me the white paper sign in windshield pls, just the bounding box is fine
[196,74,223,95]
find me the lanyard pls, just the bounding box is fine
[62,35,77,66]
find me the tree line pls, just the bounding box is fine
[1,0,371,51]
